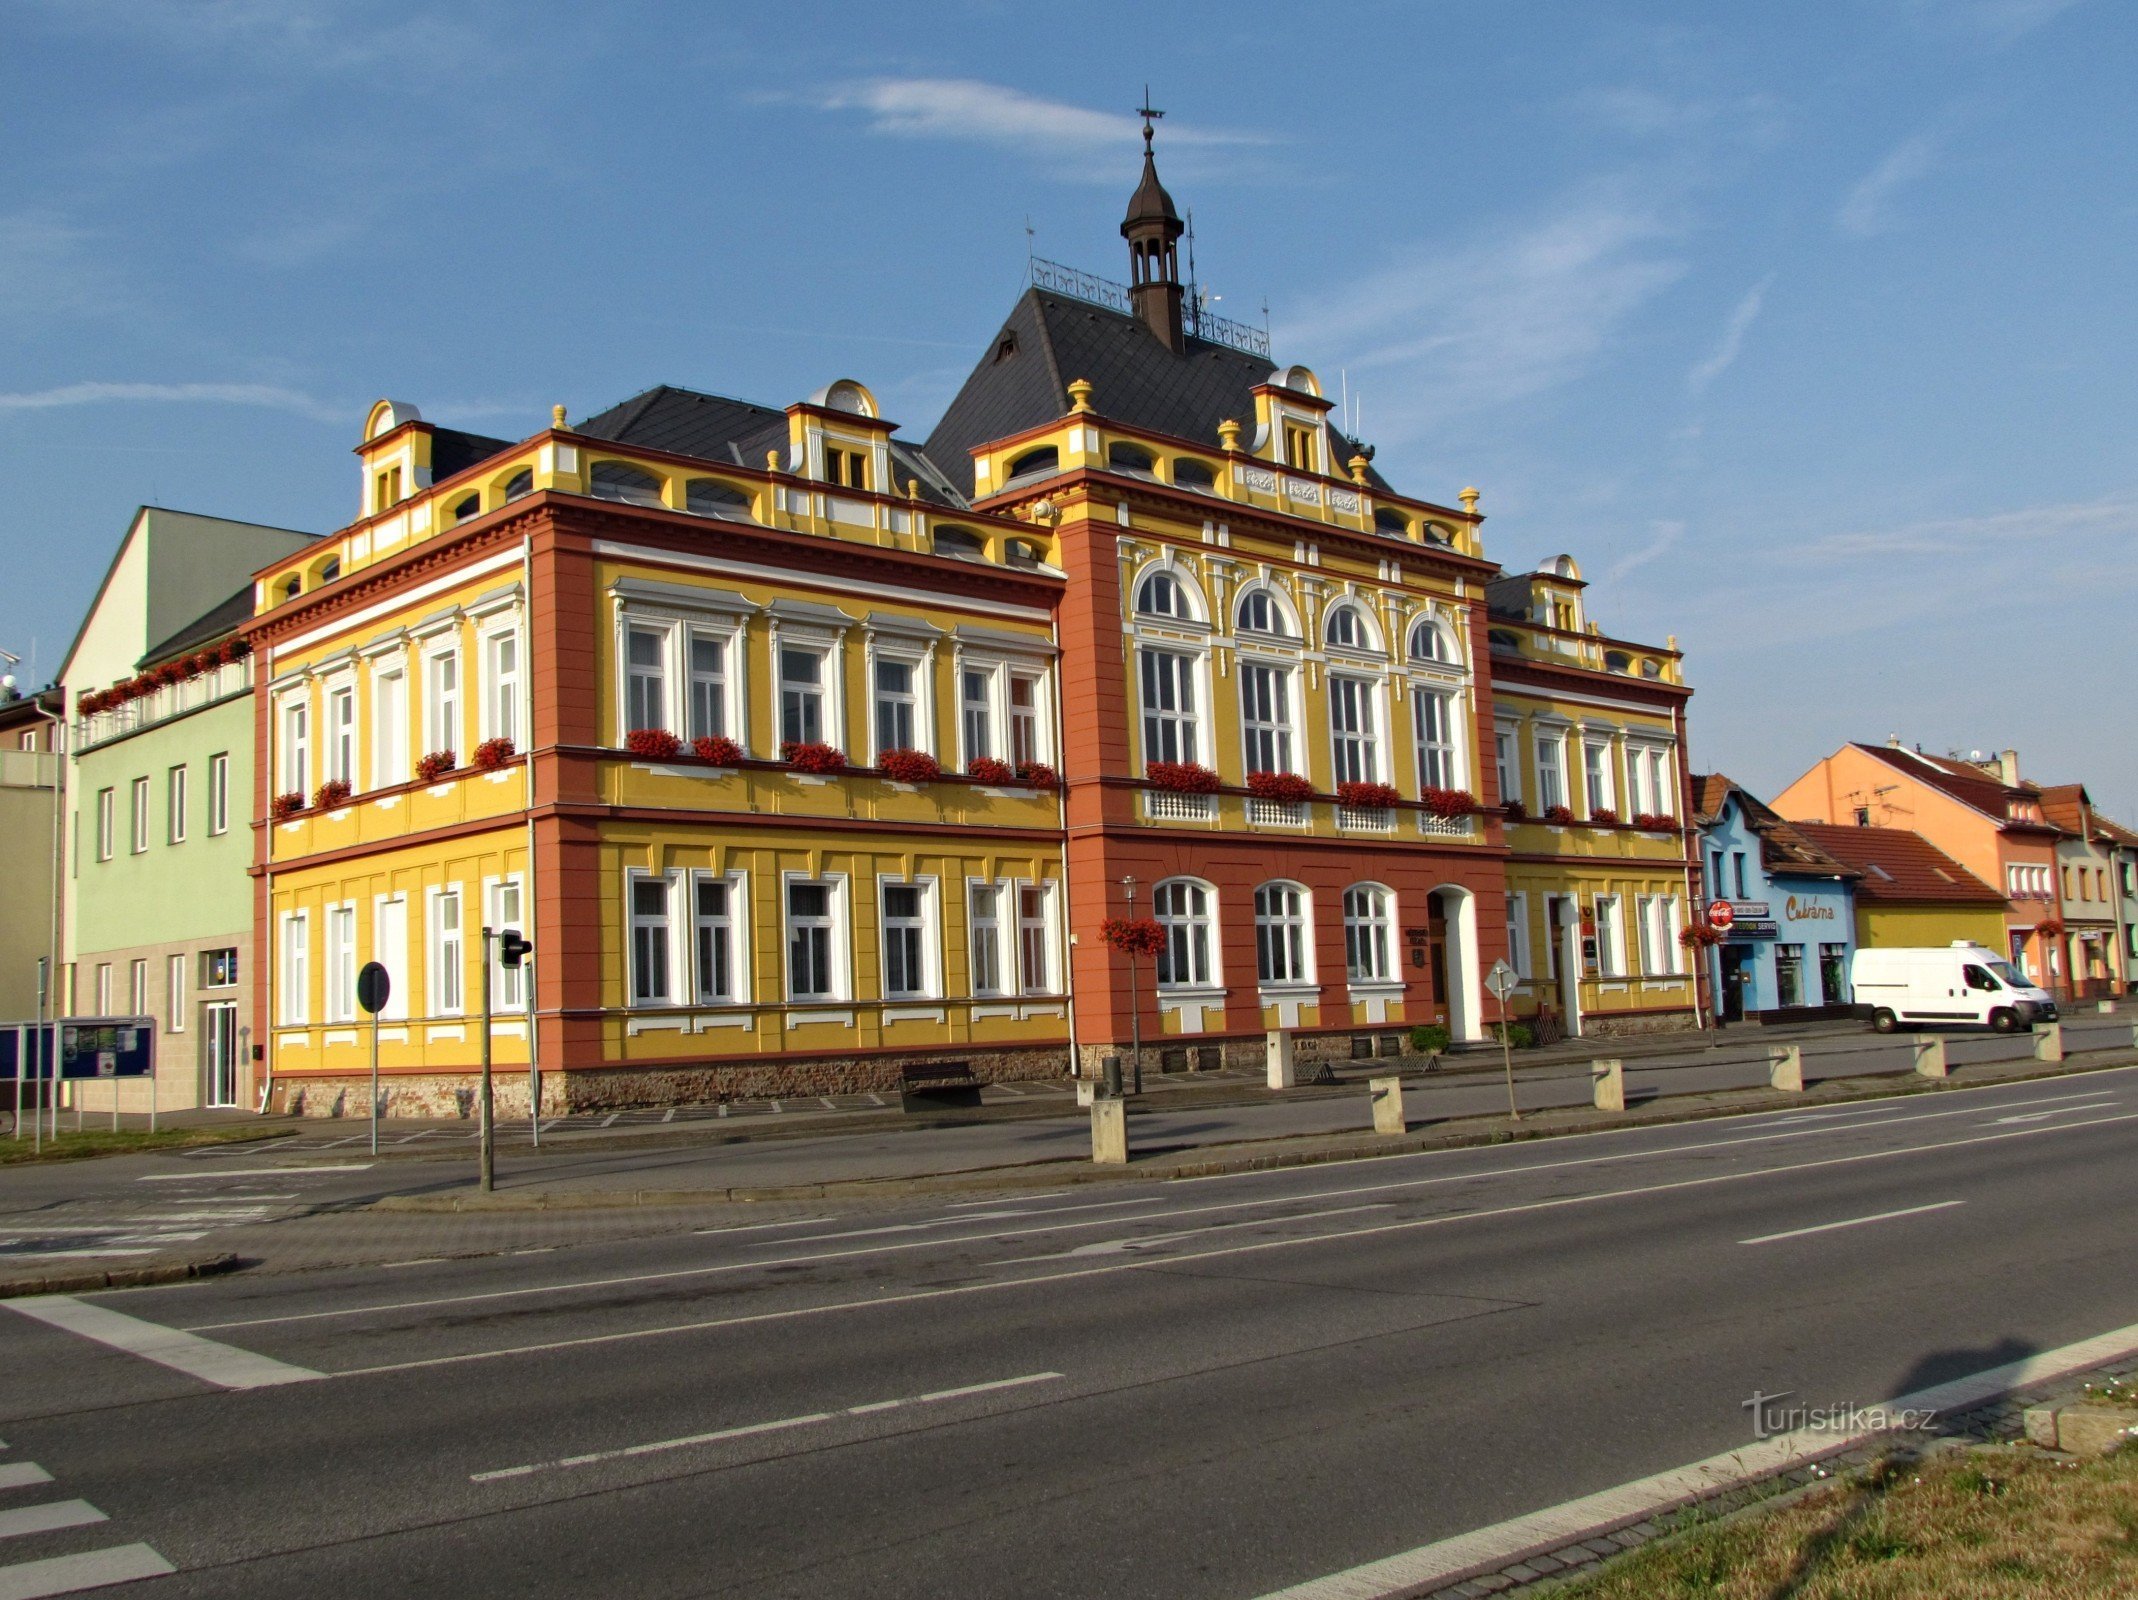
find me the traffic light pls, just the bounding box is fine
[497,928,533,969]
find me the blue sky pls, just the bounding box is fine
[4,0,2134,816]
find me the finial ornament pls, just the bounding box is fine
[1218,418,1242,453]
[1067,377,1094,414]
[1137,88,1164,150]
[1347,454,1370,486]
[552,404,567,429]
[1459,486,1481,517]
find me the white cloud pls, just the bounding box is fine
[1606,519,1685,584]
[1686,275,1774,395]
[804,79,1263,153]
[1905,0,2086,46]
[1837,131,1942,236]
[1796,490,2138,561]
[0,381,342,424]
[0,212,123,321]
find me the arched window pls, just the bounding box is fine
[1172,458,1216,492]
[1254,883,1311,985]
[1373,507,1410,538]
[452,493,481,524]
[590,462,665,507]
[685,478,752,519]
[1154,879,1216,989]
[1325,601,1374,652]
[1005,446,1058,483]
[1107,442,1157,478]
[317,557,340,584]
[1420,522,1454,547]
[503,468,534,502]
[1343,885,1394,982]
[1135,569,1194,620]
[933,525,986,559]
[279,574,302,601]
[1235,587,1291,638]
[1409,618,1453,663]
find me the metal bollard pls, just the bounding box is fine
[1266,1029,1296,1091]
[1090,1097,1128,1164]
[1912,1036,1948,1079]
[1369,1075,1405,1135]
[2034,1022,2064,1064]
[1591,1058,1626,1113]
[1769,1045,1805,1092]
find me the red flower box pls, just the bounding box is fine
[877,748,942,783]
[1099,917,1167,959]
[415,749,457,782]
[1337,780,1401,810]
[692,735,744,766]
[1014,761,1058,788]
[1247,771,1315,803]
[967,756,1015,785]
[1679,924,1725,949]
[1503,798,1528,821]
[1542,803,1577,825]
[312,778,351,810]
[271,791,305,822]
[782,741,846,776]
[1633,812,1678,832]
[1589,806,1620,826]
[474,736,516,770]
[1420,786,1478,818]
[625,728,683,761]
[1145,760,1221,794]
[220,638,251,664]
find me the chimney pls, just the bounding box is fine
[1998,748,2020,786]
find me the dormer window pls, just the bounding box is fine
[374,465,404,511]
[1282,421,1317,473]
[824,446,868,491]
[1373,508,1409,538]
[318,557,340,584]
[280,575,302,602]
[1005,446,1058,484]
[1552,600,1579,632]
[1173,458,1216,492]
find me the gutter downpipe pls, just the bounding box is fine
[522,531,540,1138]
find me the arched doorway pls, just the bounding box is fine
[1429,885,1484,1043]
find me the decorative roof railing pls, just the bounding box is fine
[1029,257,1271,360]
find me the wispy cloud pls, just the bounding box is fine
[22,0,500,87]
[1905,0,2086,46]
[1607,519,1685,584]
[1573,87,1786,149]
[0,212,123,321]
[1686,275,1774,394]
[0,381,342,424]
[800,78,1265,153]
[1838,131,1943,236]
[1796,490,2138,561]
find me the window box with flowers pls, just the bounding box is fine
[692,735,744,768]
[1542,803,1577,826]
[781,741,846,778]
[1633,812,1678,832]
[1247,771,1315,804]
[1420,786,1478,819]
[415,750,457,784]
[624,728,683,762]
[877,748,942,787]
[1589,806,1620,827]
[1338,780,1401,810]
[1146,761,1222,794]
[271,791,306,823]
[1099,917,1167,960]
[313,778,351,811]
[1503,798,1529,822]
[1679,924,1726,952]
[1013,761,1058,788]
[474,737,516,770]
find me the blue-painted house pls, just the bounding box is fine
[1692,774,1861,1023]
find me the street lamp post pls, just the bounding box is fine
[1120,875,1142,1096]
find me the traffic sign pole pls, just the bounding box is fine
[479,927,495,1194]
[1484,959,1523,1122]
[356,962,392,1158]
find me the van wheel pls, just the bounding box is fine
[1871,1008,1898,1034]
[1989,1008,2018,1033]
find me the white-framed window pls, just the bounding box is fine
[626,624,667,733]
[873,656,918,755]
[1409,617,1454,663]
[168,764,188,844]
[879,879,937,1000]
[960,666,995,763]
[1139,648,1200,764]
[129,959,148,1015]
[1495,725,1520,808]
[620,613,745,745]
[424,647,461,760]
[1324,602,1372,651]
[96,787,114,861]
[779,644,829,747]
[1134,568,1198,620]
[1413,687,1459,790]
[279,911,308,1025]
[1008,671,1045,768]
[1507,891,1531,978]
[1154,878,1216,989]
[208,755,229,835]
[166,954,186,1033]
[784,876,847,1001]
[1647,747,1673,814]
[1017,883,1056,994]
[1254,881,1312,985]
[325,903,357,1022]
[627,872,674,1006]
[372,665,407,787]
[372,895,409,1020]
[428,885,464,1015]
[1535,730,1567,810]
[1594,894,1623,976]
[687,631,726,741]
[692,873,745,1004]
[1344,884,1395,983]
[482,626,522,746]
[1329,675,1379,785]
[95,963,113,1014]
[1240,661,1294,774]
[969,881,1006,996]
[1236,586,1293,638]
[325,683,356,787]
[1583,740,1613,814]
[280,696,310,798]
[487,876,527,1011]
[130,776,150,854]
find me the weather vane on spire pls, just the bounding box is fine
[1137,87,1164,150]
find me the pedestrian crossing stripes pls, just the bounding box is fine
[0,1450,174,1599]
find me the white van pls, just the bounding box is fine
[1851,942,2059,1033]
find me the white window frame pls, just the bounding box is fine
[1016,881,1059,995]
[1344,884,1396,984]
[877,876,940,1001]
[691,870,748,1005]
[1534,728,1568,811]
[625,621,669,735]
[371,660,408,788]
[1495,723,1520,808]
[129,958,148,1016]
[1507,891,1531,978]
[166,953,186,1033]
[1239,658,1295,775]
[485,875,529,1012]
[208,755,229,836]
[1153,878,1219,991]
[614,600,752,749]
[1412,686,1461,792]
[324,680,356,788]
[481,622,523,747]
[1008,669,1047,769]
[325,902,358,1023]
[372,894,409,1021]
[279,694,310,798]
[279,910,309,1025]
[427,885,465,1016]
[1138,646,1201,766]
[1583,738,1614,815]
[871,650,923,759]
[626,870,678,1008]
[423,644,461,762]
[1253,881,1314,988]
[1328,673,1381,786]
[96,787,114,861]
[777,639,835,749]
[95,963,113,1014]
[1594,894,1624,977]
[968,880,1008,997]
[958,662,998,766]
[130,776,150,854]
[168,764,188,844]
[783,873,850,1002]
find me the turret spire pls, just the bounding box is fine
[1122,91,1186,353]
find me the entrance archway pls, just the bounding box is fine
[1429,885,1484,1044]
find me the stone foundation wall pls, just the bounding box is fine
[1580,1011,1700,1040]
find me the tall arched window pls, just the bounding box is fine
[1254,882,1311,985]
[1235,587,1291,638]
[1153,879,1215,988]
[1136,569,1193,620]
[1344,885,1395,982]
[1409,618,1453,663]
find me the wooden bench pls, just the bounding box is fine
[899,1059,983,1112]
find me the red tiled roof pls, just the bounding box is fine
[1693,773,1857,878]
[1788,822,2006,905]
[1853,744,2062,835]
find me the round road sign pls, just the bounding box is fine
[356,961,392,1016]
[1706,901,1735,931]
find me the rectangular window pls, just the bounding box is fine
[1708,849,1725,899]
[1009,673,1043,768]
[1775,943,1806,1008]
[873,658,916,755]
[688,632,726,742]
[168,764,188,844]
[372,898,407,1021]
[1329,675,1378,785]
[130,776,150,853]
[629,875,672,1006]
[1583,741,1613,814]
[96,963,113,1014]
[484,629,521,745]
[1636,895,1658,974]
[779,647,825,747]
[1495,728,1519,807]
[325,904,356,1022]
[429,888,464,1015]
[166,954,186,1033]
[1593,895,1621,976]
[1661,897,1684,973]
[129,958,148,1016]
[626,625,667,734]
[425,649,460,759]
[279,913,307,1025]
[208,754,230,835]
[1413,688,1457,791]
[202,948,239,989]
[1282,421,1317,472]
[693,876,738,1003]
[1018,884,1054,994]
[1138,648,1199,765]
[281,698,310,797]
[1732,852,1749,899]
[961,667,995,763]
[785,880,841,1001]
[96,787,118,863]
[326,684,356,786]
[1535,733,1566,810]
[1241,663,1293,775]
[1819,942,1848,1006]
[825,445,868,490]
[372,667,407,787]
[880,882,930,999]
[1507,892,1530,978]
[970,883,1005,996]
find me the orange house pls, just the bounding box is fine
[1774,742,2064,984]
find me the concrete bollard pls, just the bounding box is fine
[2099,1000,2116,1015]
[1090,1096,1128,1164]
[1369,1075,1405,1135]
[1591,1058,1625,1113]
[1076,1079,1097,1107]
[1912,1036,1948,1079]
[1769,1045,1806,1092]
[2034,1022,2064,1064]
[1266,1029,1296,1090]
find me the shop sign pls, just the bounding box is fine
[1783,895,1837,922]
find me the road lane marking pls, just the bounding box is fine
[0,1467,52,1491]
[470,1371,1062,1482]
[1017,1203,1393,1262]
[1740,1200,1966,1245]
[4,1298,322,1390]
[1251,1316,2138,1600]
[1986,1097,2118,1126]
[0,1544,175,1598]
[0,1501,105,1540]
[135,1165,371,1179]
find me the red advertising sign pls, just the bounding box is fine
[1706,900,1736,930]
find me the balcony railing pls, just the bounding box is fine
[1144,790,1216,822]
[1029,257,1271,360]
[1416,812,1478,841]
[76,660,252,750]
[1336,805,1395,834]
[1245,797,1308,828]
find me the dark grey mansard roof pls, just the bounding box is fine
[920,288,1391,501]
[429,426,515,482]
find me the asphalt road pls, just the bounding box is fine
[0,1064,2134,1597]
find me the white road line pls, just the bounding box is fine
[1740,1200,1966,1245]
[0,1501,106,1540]
[326,1109,2138,1382]
[1251,1316,2138,1600]
[4,1298,323,1390]
[1,1251,160,1261]
[1987,1098,2118,1126]
[0,1544,175,1598]
[947,1192,1068,1206]
[1014,1203,1394,1262]
[0,1466,53,1491]
[470,1371,1062,1482]
[690,1217,834,1237]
